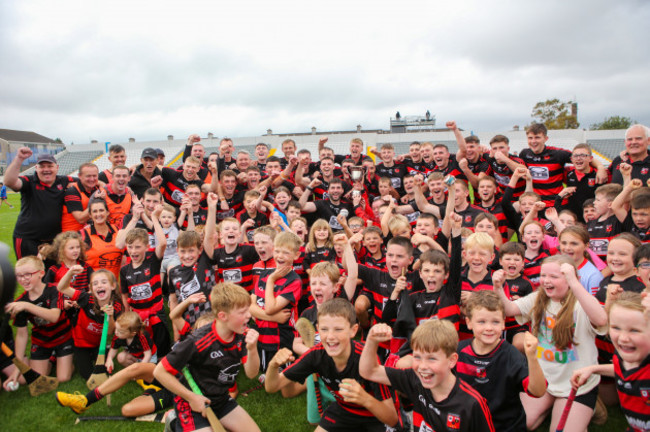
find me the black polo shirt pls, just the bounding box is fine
[14,173,74,241]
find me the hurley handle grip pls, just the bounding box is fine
[98,311,110,357]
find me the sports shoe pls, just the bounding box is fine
[136,379,162,392]
[56,391,89,414]
[592,396,607,425]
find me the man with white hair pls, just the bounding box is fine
[608,124,650,185]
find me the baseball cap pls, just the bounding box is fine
[141,148,157,159]
[36,154,57,164]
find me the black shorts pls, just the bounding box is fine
[30,339,73,361]
[144,387,175,411]
[319,402,387,432]
[173,395,238,432]
[574,385,599,410]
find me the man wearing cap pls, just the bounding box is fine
[129,147,163,199]
[155,148,165,168]
[4,147,74,258]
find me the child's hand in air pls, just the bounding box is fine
[270,348,295,368]
[245,329,259,350]
[491,269,505,289]
[367,323,392,343]
[187,293,207,304]
[522,331,539,359]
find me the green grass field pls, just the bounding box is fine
[0,193,629,431]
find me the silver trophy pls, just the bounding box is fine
[348,165,365,182]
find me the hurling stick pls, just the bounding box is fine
[74,412,167,424]
[295,317,323,416]
[1,342,59,397]
[86,312,111,405]
[183,367,227,432]
[555,387,577,432]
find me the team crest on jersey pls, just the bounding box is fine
[643,168,649,175]
[606,225,612,232]
[446,413,461,429]
[464,215,472,223]
[641,388,650,405]
[57,184,63,190]
[323,250,330,257]
[235,255,243,263]
[588,178,595,186]
[144,268,150,276]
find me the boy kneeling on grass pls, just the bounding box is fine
[359,319,494,432]
[154,282,261,432]
[264,298,398,432]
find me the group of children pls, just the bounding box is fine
[2,129,650,432]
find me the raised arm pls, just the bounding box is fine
[560,263,607,327]
[298,178,320,213]
[492,270,522,317]
[151,205,167,259]
[203,193,218,259]
[4,147,33,191]
[359,324,392,385]
[612,177,640,223]
[115,202,144,249]
[446,121,468,159]
[57,265,84,298]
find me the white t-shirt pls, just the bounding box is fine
[515,291,606,397]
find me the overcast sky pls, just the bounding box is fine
[1,0,648,144]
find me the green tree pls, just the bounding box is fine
[530,98,579,129]
[590,115,633,130]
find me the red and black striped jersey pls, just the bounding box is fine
[111,331,156,358]
[120,252,164,315]
[13,284,71,348]
[358,265,419,325]
[179,206,207,229]
[252,264,302,351]
[385,368,495,432]
[283,340,393,418]
[523,248,554,290]
[376,162,408,193]
[486,155,526,199]
[519,146,572,205]
[213,244,259,293]
[357,247,386,271]
[456,339,535,432]
[161,320,247,404]
[624,213,650,243]
[70,290,123,348]
[466,154,491,177]
[614,352,650,432]
[476,200,509,242]
[44,261,94,292]
[216,190,246,221]
[587,214,623,259]
[459,270,494,340]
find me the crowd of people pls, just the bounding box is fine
[1,122,650,432]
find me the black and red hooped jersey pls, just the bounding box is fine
[358,265,420,326]
[376,162,407,192]
[486,154,526,199]
[162,321,248,405]
[503,276,534,334]
[213,244,259,293]
[357,247,386,271]
[303,246,336,270]
[13,284,71,348]
[160,167,205,208]
[252,262,302,352]
[477,201,509,242]
[613,352,650,432]
[519,146,572,205]
[44,261,93,292]
[236,210,269,242]
[523,248,554,290]
[385,368,495,432]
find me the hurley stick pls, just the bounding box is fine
[555,387,577,432]
[183,367,227,432]
[74,412,167,424]
[295,317,323,416]
[1,342,58,397]
[86,312,111,406]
